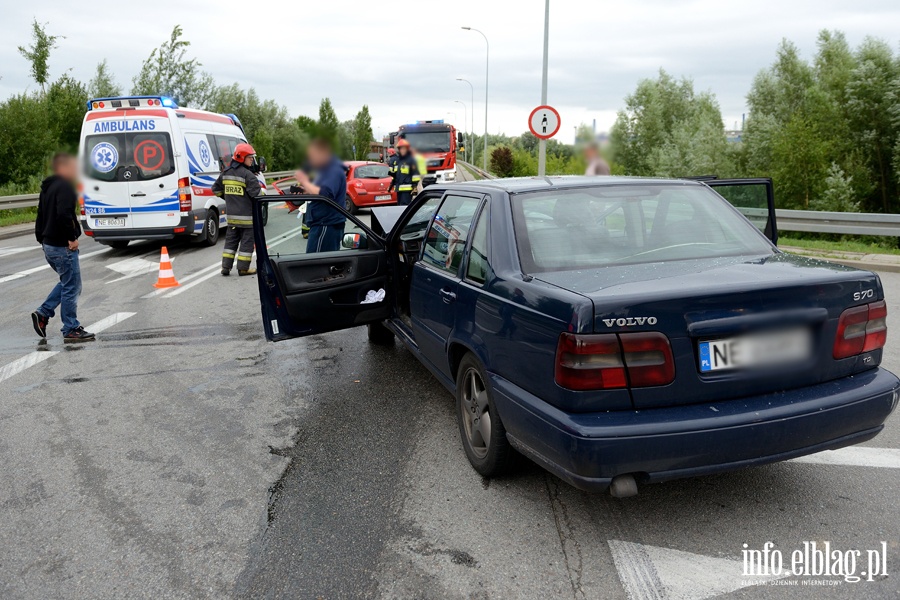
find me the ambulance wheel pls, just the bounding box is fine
[367,321,394,345]
[344,195,358,215]
[107,241,130,250]
[202,209,220,246]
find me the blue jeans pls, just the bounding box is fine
[37,244,82,334]
[306,223,345,253]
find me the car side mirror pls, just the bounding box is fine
[342,232,368,250]
[258,157,267,173]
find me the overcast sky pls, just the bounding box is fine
[2,0,898,144]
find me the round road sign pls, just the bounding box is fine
[528,105,561,140]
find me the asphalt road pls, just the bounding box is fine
[0,170,898,599]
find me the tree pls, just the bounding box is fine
[490,147,514,177]
[17,20,62,93]
[610,69,731,178]
[0,93,54,185]
[45,75,87,152]
[353,105,374,160]
[132,25,213,107]
[88,60,122,98]
[811,163,860,212]
[316,98,341,150]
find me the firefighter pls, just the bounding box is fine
[389,140,419,206]
[386,147,397,174]
[212,143,262,276]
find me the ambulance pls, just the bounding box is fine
[79,95,267,249]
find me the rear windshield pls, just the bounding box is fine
[84,132,175,182]
[354,165,389,179]
[511,184,774,273]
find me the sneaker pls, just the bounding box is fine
[64,327,96,343]
[237,268,257,276]
[221,268,231,276]
[31,311,48,338]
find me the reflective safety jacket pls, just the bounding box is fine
[212,161,262,227]
[391,153,419,193]
[414,153,428,185]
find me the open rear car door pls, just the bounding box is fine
[252,195,394,341]
[704,178,778,244]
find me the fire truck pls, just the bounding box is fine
[388,120,462,184]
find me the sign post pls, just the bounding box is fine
[537,0,551,176]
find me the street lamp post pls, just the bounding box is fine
[456,78,475,166]
[462,27,489,173]
[454,100,467,162]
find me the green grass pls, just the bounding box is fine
[0,207,37,228]
[779,235,900,256]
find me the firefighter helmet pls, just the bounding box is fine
[396,139,411,149]
[233,143,256,163]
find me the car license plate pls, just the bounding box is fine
[375,195,391,201]
[699,328,811,373]
[95,218,126,227]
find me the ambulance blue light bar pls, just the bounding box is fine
[86,96,179,111]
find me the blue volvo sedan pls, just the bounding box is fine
[252,177,899,496]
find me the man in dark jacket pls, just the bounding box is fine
[293,138,347,253]
[212,143,262,276]
[31,153,94,342]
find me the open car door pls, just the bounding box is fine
[704,178,777,245]
[252,195,393,342]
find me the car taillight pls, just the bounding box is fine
[178,177,191,211]
[555,333,626,390]
[619,332,676,387]
[555,332,675,391]
[834,301,887,359]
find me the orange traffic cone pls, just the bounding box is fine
[153,246,180,288]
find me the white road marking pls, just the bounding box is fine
[154,224,305,299]
[105,256,161,283]
[0,312,134,386]
[86,312,136,334]
[0,246,111,284]
[0,352,59,385]
[608,540,786,600]
[141,262,222,299]
[790,446,900,469]
[0,246,41,258]
[162,266,225,297]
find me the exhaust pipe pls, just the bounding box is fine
[609,474,638,498]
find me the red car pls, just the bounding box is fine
[269,162,396,214]
[343,161,396,213]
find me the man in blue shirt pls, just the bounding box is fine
[293,138,347,253]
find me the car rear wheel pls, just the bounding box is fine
[344,195,358,215]
[456,353,513,477]
[202,209,220,246]
[367,321,394,345]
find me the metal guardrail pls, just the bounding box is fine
[0,194,40,210]
[459,161,495,180]
[5,166,900,239]
[0,171,297,212]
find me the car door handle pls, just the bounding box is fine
[439,288,456,304]
[329,265,345,275]
[131,192,146,197]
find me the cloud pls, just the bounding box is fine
[2,0,898,143]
